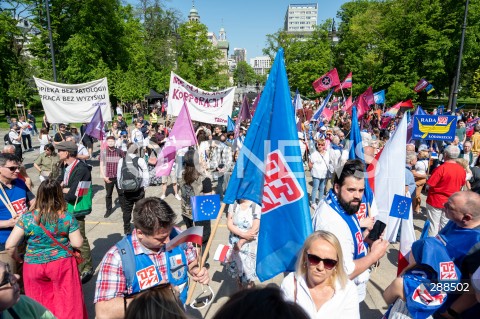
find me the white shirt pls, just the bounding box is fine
[312,200,370,301]
[131,128,144,145]
[310,151,330,179]
[414,159,429,176]
[17,120,31,134]
[8,130,21,145]
[281,273,359,319]
[116,154,149,190]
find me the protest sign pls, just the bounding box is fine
[34,77,112,123]
[167,72,235,125]
[412,115,457,141]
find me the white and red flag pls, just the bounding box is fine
[75,181,91,197]
[165,226,203,251]
[312,68,340,93]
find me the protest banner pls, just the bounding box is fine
[412,115,457,141]
[167,72,235,125]
[33,77,112,123]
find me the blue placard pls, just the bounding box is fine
[412,115,457,141]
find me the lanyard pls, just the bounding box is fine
[325,189,366,259]
[65,159,79,185]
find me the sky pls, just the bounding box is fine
[156,0,349,61]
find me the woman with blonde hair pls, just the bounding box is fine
[281,230,359,318]
[6,179,86,319]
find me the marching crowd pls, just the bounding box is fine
[0,100,478,319]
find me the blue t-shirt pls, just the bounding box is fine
[0,179,35,244]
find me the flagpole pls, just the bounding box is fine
[186,202,226,304]
[73,195,79,210]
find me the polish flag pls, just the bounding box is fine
[75,181,91,197]
[214,244,232,262]
[369,115,416,274]
[165,226,203,251]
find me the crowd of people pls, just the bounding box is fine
[0,99,479,319]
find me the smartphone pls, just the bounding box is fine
[367,220,386,241]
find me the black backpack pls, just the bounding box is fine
[120,157,143,192]
[3,133,12,145]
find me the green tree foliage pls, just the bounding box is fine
[335,0,480,103]
[175,20,229,89]
[233,61,256,87]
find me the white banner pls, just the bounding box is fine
[167,72,235,125]
[34,77,112,123]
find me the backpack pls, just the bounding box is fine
[3,133,12,145]
[121,157,143,192]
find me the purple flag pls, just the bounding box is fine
[251,93,261,116]
[234,96,251,138]
[85,107,105,140]
[155,102,197,177]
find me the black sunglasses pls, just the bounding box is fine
[3,166,20,172]
[0,264,15,288]
[306,253,338,270]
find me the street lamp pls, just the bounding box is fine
[45,0,57,82]
[450,0,470,112]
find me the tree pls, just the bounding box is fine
[176,20,228,90]
[233,61,256,87]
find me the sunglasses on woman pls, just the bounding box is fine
[306,253,338,270]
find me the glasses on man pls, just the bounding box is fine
[306,253,338,270]
[0,264,15,288]
[190,284,215,310]
[3,166,20,172]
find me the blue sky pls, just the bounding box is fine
[161,0,349,61]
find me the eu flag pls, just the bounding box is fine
[389,194,412,220]
[191,195,220,222]
[223,48,312,281]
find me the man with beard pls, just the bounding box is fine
[312,159,389,302]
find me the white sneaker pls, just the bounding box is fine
[175,194,182,201]
[160,194,166,200]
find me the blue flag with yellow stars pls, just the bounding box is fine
[389,194,412,220]
[191,195,220,222]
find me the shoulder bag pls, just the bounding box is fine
[39,222,84,265]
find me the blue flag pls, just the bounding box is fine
[348,106,375,217]
[312,89,334,121]
[389,194,412,219]
[227,116,235,132]
[223,48,312,281]
[85,106,105,140]
[191,195,220,222]
[437,105,444,115]
[373,90,385,104]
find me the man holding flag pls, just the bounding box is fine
[56,140,94,283]
[313,160,389,302]
[95,197,209,319]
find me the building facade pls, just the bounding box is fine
[232,48,247,63]
[284,3,318,34]
[250,56,271,75]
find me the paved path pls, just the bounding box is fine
[12,131,428,318]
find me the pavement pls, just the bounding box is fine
[11,131,429,319]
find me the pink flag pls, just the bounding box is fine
[251,93,261,116]
[165,226,203,251]
[356,94,370,119]
[321,107,334,122]
[75,181,91,197]
[363,87,375,106]
[344,95,353,114]
[335,72,352,92]
[234,95,251,138]
[155,102,197,177]
[313,68,341,93]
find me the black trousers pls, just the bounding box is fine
[122,188,145,233]
[105,177,124,214]
[13,144,22,160]
[21,134,32,150]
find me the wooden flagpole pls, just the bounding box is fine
[186,202,226,304]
